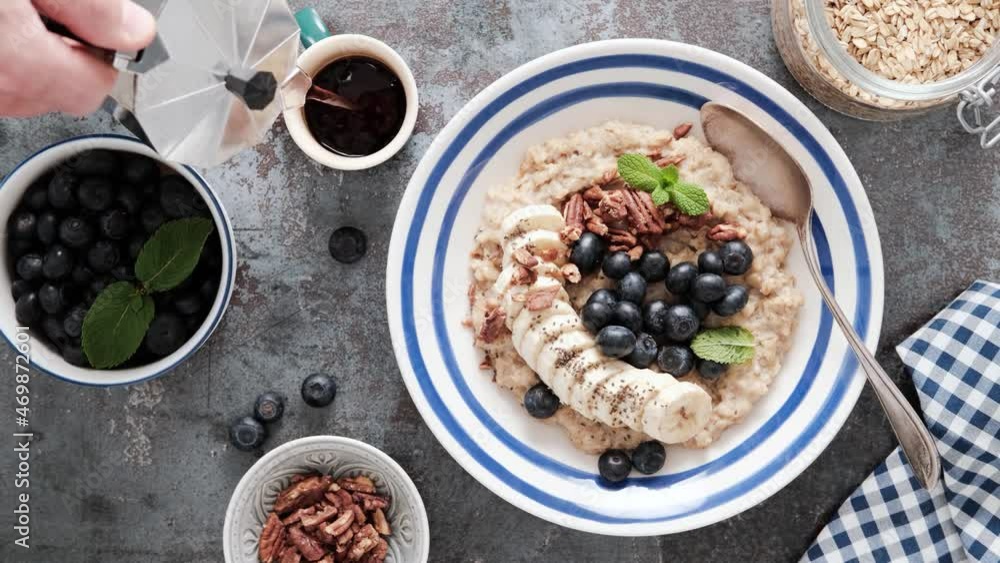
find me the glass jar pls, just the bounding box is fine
[772,0,1000,146]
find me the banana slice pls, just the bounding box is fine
[642,384,714,444]
[512,301,581,370]
[534,329,595,398]
[501,204,566,240]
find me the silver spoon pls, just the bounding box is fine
[700,102,941,490]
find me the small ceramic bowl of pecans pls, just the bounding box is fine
[223,436,429,563]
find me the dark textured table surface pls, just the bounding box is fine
[1,1,998,562]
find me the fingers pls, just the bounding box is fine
[0,94,57,118]
[27,38,118,116]
[33,0,156,52]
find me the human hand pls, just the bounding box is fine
[0,0,156,117]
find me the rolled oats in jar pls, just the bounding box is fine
[773,0,1000,137]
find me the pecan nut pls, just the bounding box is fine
[511,247,538,268]
[597,190,628,221]
[673,123,692,139]
[274,475,331,515]
[347,525,380,561]
[288,526,327,562]
[259,513,286,563]
[525,286,561,311]
[478,306,508,343]
[707,223,748,241]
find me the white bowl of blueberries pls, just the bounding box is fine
[0,135,236,386]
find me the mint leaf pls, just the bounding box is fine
[617,153,661,193]
[691,326,755,365]
[136,218,215,293]
[82,282,155,369]
[660,164,679,185]
[651,186,671,206]
[670,181,710,216]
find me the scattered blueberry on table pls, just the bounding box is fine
[253,392,286,424]
[301,372,338,407]
[328,226,368,264]
[229,416,267,452]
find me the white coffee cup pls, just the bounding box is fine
[283,35,418,171]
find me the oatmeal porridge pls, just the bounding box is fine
[468,121,804,455]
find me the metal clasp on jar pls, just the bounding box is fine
[957,65,1000,148]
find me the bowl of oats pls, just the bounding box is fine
[773,0,1000,132]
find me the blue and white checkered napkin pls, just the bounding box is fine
[803,280,1000,563]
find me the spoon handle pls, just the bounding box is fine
[798,219,941,490]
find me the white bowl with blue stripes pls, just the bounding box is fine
[386,39,884,536]
[0,135,236,387]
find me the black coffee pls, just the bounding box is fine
[304,57,407,157]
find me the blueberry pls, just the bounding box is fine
[116,188,142,215]
[631,441,666,475]
[617,272,647,305]
[611,301,643,334]
[229,416,267,451]
[63,306,87,338]
[42,245,74,280]
[24,182,49,211]
[11,279,34,301]
[691,273,726,303]
[642,300,669,336]
[58,217,94,249]
[569,232,605,274]
[713,284,749,317]
[698,251,724,275]
[697,359,727,380]
[71,150,119,177]
[596,325,636,358]
[253,391,286,423]
[15,293,41,324]
[41,315,70,349]
[87,240,120,273]
[126,235,146,261]
[657,345,695,376]
[585,288,618,308]
[145,313,187,357]
[636,250,670,282]
[301,373,337,407]
[159,176,202,218]
[624,332,658,368]
[199,278,219,303]
[598,449,631,483]
[720,240,754,275]
[99,209,131,240]
[684,297,711,320]
[110,265,135,282]
[35,212,58,245]
[47,171,77,210]
[328,227,367,264]
[71,266,94,286]
[140,205,166,234]
[121,154,159,185]
[581,301,613,334]
[601,251,632,280]
[62,344,88,367]
[524,383,560,418]
[77,178,115,212]
[10,211,37,240]
[174,292,202,316]
[665,262,698,295]
[16,253,44,281]
[38,283,65,314]
[664,304,700,342]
